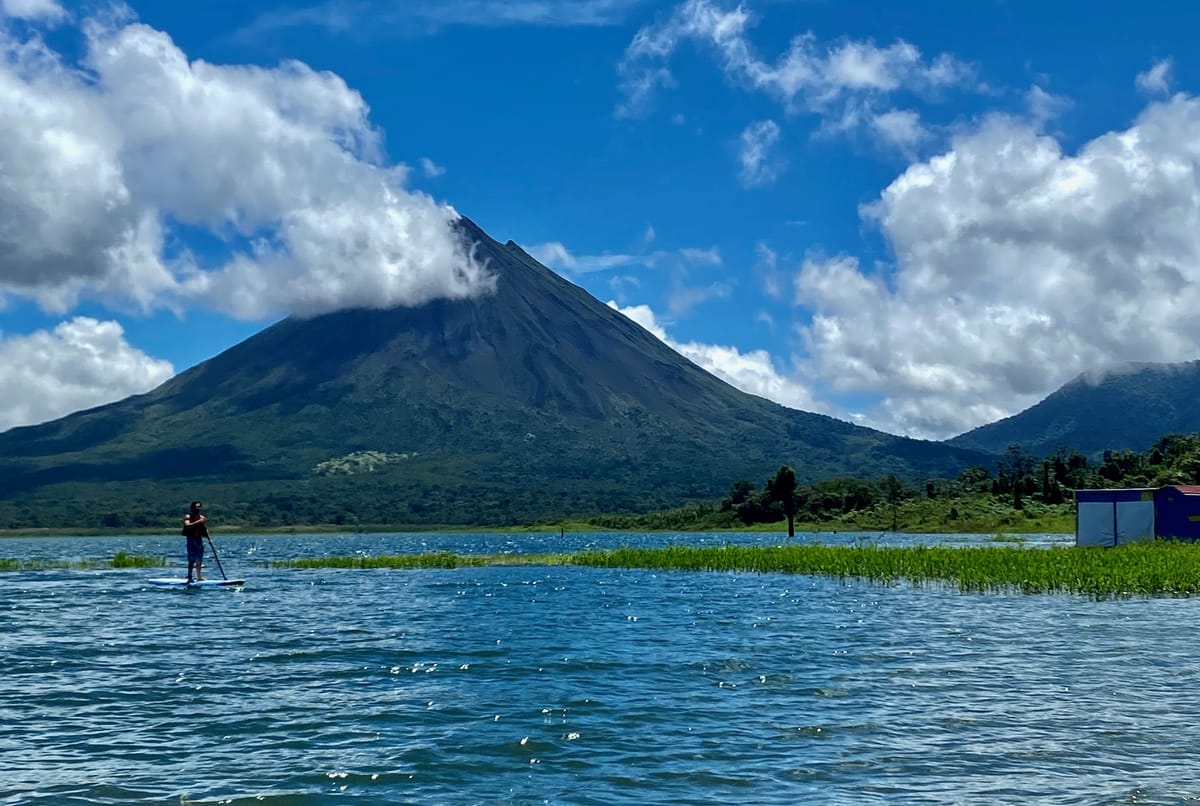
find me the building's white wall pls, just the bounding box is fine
[1116,500,1155,544]
[1077,501,1117,547]
[1076,499,1155,546]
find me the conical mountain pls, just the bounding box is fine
[0,218,992,528]
[949,360,1200,458]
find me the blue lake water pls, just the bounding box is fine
[4,530,1199,805]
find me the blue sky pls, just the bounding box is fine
[2,0,1199,440]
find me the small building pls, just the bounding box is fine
[1152,485,1200,541]
[1074,488,1156,547]
[1075,485,1200,545]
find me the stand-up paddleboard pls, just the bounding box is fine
[147,577,245,588]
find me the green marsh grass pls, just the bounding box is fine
[568,543,1200,596]
[0,552,165,571]
[273,542,1200,596]
[110,551,165,568]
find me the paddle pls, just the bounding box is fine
[205,533,229,581]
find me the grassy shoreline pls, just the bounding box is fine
[268,542,1198,596]
[14,540,1200,597]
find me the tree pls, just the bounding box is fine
[1099,449,1144,485]
[721,479,756,512]
[998,444,1036,510]
[882,474,904,531]
[956,466,993,493]
[1039,459,1063,504]
[769,465,798,537]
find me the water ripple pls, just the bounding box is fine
[1,533,1197,803]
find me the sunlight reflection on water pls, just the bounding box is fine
[4,531,1196,805]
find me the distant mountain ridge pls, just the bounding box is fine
[949,360,1200,457]
[0,217,992,529]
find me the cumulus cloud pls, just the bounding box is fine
[1136,59,1172,96]
[0,318,174,433]
[609,301,824,412]
[738,119,785,187]
[0,10,490,319]
[616,0,976,131]
[1025,85,1069,123]
[866,108,927,151]
[0,0,65,22]
[793,95,1200,439]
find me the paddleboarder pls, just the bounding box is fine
[182,501,209,582]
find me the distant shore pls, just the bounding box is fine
[0,520,1073,538]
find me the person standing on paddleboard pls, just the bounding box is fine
[182,501,209,582]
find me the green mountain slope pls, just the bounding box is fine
[949,361,1200,458]
[0,218,993,529]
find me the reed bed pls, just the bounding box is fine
[568,543,1200,596]
[11,544,1199,596]
[273,542,1200,596]
[110,551,165,568]
[0,552,164,571]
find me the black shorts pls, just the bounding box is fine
[186,536,204,563]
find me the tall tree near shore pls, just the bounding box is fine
[883,474,904,531]
[771,465,798,537]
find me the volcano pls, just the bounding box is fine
[0,217,991,528]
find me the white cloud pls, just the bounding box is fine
[666,281,731,314]
[738,119,785,187]
[867,108,927,152]
[1026,84,1071,128]
[1,0,65,22]
[239,0,649,40]
[419,156,446,177]
[606,273,642,303]
[525,241,641,273]
[679,246,722,265]
[609,301,824,412]
[643,225,656,243]
[526,240,721,274]
[1136,59,1172,96]
[755,242,786,300]
[389,0,649,26]
[0,318,174,433]
[793,95,1200,439]
[612,302,670,339]
[0,11,491,319]
[617,0,976,132]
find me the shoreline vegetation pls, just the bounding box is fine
[3,433,1194,536]
[9,542,1200,596]
[272,543,1200,596]
[0,496,1077,538]
[0,551,166,570]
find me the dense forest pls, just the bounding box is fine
[6,434,1200,534]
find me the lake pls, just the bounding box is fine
[3,530,1197,804]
